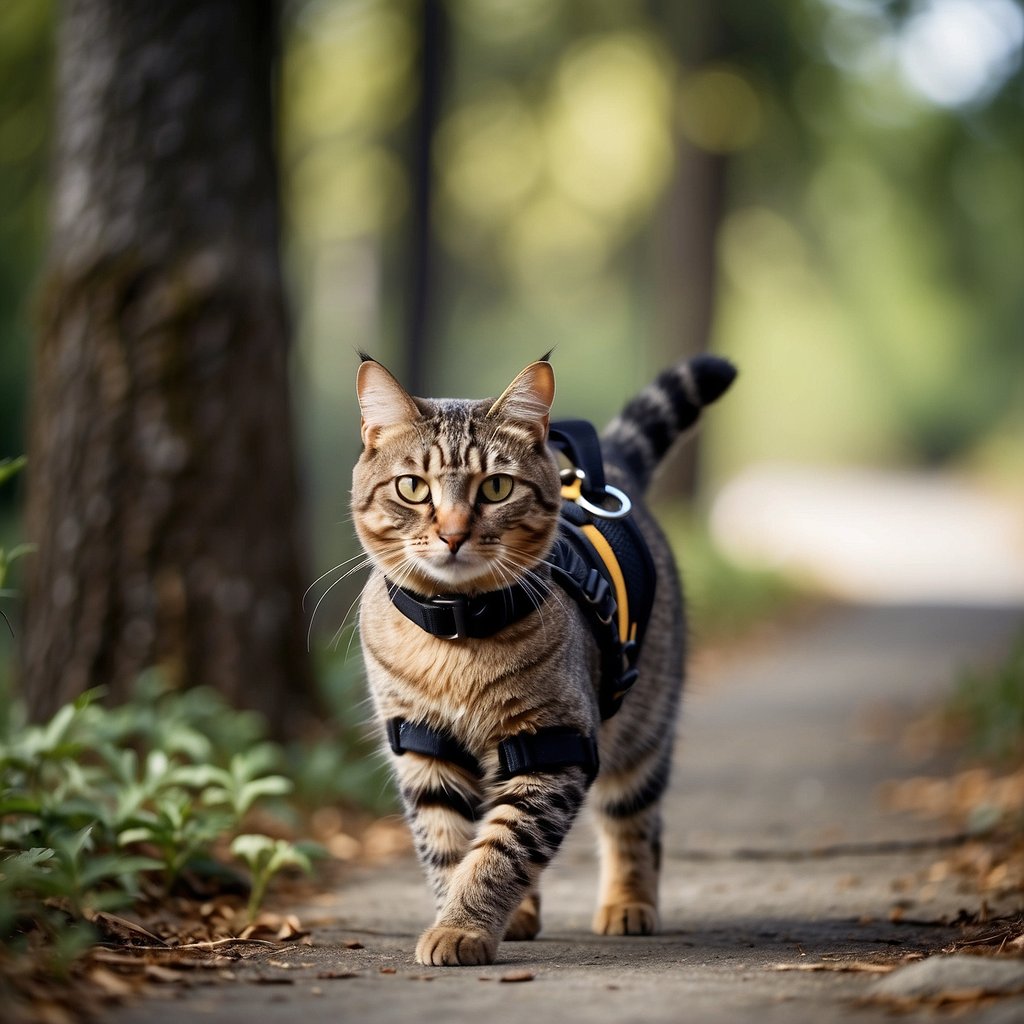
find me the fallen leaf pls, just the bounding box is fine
[88,967,135,997]
[316,970,361,980]
[772,962,895,974]
[276,916,310,941]
[86,911,168,947]
[342,940,364,950]
[499,971,535,983]
[144,965,186,984]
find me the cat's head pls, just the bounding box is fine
[352,357,562,596]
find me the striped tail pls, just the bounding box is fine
[601,355,737,493]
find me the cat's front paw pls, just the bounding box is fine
[592,902,658,936]
[415,926,498,966]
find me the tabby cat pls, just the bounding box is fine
[351,353,735,966]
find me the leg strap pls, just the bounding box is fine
[387,718,598,784]
[498,727,599,784]
[386,718,481,777]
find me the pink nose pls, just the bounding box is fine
[441,531,468,554]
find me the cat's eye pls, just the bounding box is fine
[395,475,431,504]
[478,474,514,503]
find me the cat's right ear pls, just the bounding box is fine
[356,358,419,446]
[487,360,556,439]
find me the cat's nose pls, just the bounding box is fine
[440,531,469,554]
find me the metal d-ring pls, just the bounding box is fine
[562,467,632,520]
[577,484,632,520]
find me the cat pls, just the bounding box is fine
[351,353,736,966]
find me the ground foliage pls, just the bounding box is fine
[0,675,330,1022]
[880,636,1024,961]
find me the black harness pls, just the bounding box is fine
[383,420,657,784]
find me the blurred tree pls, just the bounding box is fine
[21,0,316,736]
[648,0,728,499]
[0,2,52,479]
[403,0,448,397]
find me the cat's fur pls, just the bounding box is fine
[352,354,735,966]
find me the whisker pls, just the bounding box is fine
[328,591,362,652]
[303,552,368,609]
[306,557,376,652]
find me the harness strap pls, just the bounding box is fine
[550,526,641,720]
[548,420,607,495]
[498,727,599,783]
[386,718,482,777]
[386,577,547,640]
[387,717,598,784]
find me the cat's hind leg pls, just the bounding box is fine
[503,889,541,940]
[590,746,671,935]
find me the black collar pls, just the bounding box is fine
[385,577,548,640]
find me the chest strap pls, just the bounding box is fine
[387,717,598,784]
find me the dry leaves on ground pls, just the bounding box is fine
[1,899,316,1024]
[880,765,1024,919]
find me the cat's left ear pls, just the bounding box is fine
[356,357,420,446]
[487,360,555,438]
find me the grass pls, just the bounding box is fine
[948,634,1024,765]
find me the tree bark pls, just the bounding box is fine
[21,0,315,735]
[648,0,728,503]
[404,0,448,397]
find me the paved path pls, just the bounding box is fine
[111,603,1024,1023]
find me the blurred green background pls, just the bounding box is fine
[1,0,1023,626]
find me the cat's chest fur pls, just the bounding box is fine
[359,573,593,742]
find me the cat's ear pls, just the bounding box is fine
[487,360,555,437]
[356,357,419,445]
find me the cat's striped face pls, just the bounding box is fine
[352,361,562,595]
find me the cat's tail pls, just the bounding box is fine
[600,355,737,493]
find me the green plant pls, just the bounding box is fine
[230,834,314,924]
[0,676,311,967]
[949,634,1024,764]
[288,649,396,814]
[0,456,33,641]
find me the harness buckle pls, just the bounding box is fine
[582,568,615,626]
[432,595,470,639]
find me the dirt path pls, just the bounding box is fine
[109,603,1023,1023]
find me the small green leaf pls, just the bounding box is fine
[0,456,27,488]
[3,847,56,870]
[117,826,158,847]
[230,833,274,867]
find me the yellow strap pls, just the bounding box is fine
[581,523,629,643]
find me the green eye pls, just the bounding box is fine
[479,474,514,503]
[396,475,430,504]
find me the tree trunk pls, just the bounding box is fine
[21,0,315,736]
[648,0,728,503]
[404,0,448,397]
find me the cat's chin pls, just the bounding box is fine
[418,558,497,592]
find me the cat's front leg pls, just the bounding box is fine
[415,767,589,966]
[394,755,483,906]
